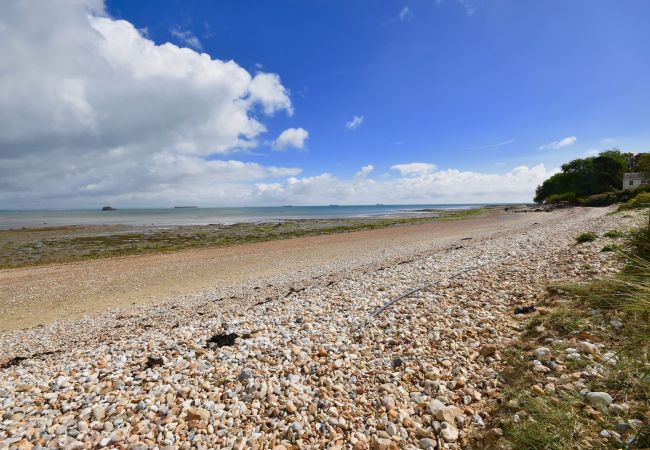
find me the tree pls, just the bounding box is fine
[534,149,642,203]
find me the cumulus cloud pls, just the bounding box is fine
[399,6,413,21]
[0,0,296,208]
[355,164,374,178]
[345,115,364,130]
[272,128,309,151]
[170,28,202,50]
[391,163,437,176]
[538,136,577,150]
[253,164,558,205]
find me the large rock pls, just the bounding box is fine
[440,422,459,443]
[185,407,210,421]
[586,392,613,408]
[428,399,462,423]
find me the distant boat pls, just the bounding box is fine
[329,204,339,207]
[282,205,293,207]
[101,206,116,211]
[376,203,385,206]
[174,206,198,208]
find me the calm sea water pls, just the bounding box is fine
[0,204,486,230]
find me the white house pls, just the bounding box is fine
[623,172,647,190]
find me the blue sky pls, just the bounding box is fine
[107,0,650,176]
[1,0,649,207]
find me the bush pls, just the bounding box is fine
[601,244,618,252]
[604,229,625,238]
[576,232,597,243]
[618,191,650,210]
[546,192,577,204]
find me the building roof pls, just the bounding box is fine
[623,172,647,181]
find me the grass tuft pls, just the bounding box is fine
[576,232,597,243]
[604,229,625,238]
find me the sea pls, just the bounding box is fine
[0,204,488,230]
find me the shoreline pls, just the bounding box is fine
[0,207,491,270]
[0,206,598,336]
[0,206,639,448]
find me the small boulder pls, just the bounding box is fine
[440,422,459,443]
[419,438,437,449]
[586,392,613,408]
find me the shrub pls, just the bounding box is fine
[546,192,577,204]
[576,232,597,243]
[618,191,650,210]
[604,229,625,238]
[601,244,618,252]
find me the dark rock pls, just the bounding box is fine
[206,333,239,347]
[145,356,164,368]
[514,305,536,314]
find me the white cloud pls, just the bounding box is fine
[0,0,296,208]
[391,162,437,176]
[345,115,364,130]
[356,164,374,178]
[253,164,558,205]
[538,136,577,150]
[272,128,309,151]
[399,6,413,21]
[170,28,202,51]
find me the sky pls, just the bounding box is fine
[1,0,649,208]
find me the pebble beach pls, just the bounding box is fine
[0,207,638,449]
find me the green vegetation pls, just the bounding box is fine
[618,191,650,211]
[604,229,625,238]
[576,232,597,243]
[488,217,650,449]
[534,150,649,204]
[600,243,618,252]
[0,207,487,268]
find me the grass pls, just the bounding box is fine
[576,231,597,243]
[503,393,583,449]
[604,229,625,239]
[0,207,487,268]
[601,243,618,252]
[487,218,650,449]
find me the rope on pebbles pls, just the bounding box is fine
[359,256,511,327]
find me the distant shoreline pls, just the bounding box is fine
[0,207,495,269]
[0,203,502,231]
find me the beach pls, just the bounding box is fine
[0,206,639,448]
[7,207,531,332]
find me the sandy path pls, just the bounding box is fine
[0,208,587,332]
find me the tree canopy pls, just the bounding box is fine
[534,150,648,203]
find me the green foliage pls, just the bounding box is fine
[604,229,625,238]
[545,192,576,204]
[534,150,649,203]
[503,394,582,450]
[636,153,650,174]
[600,243,618,252]
[576,232,597,243]
[618,191,650,211]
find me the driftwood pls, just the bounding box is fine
[361,258,507,325]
